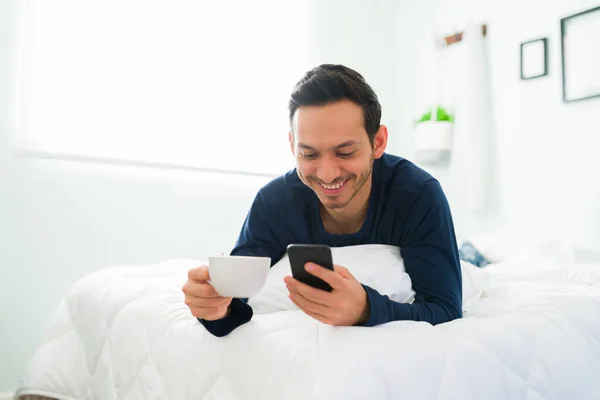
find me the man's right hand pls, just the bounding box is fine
[183,266,232,321]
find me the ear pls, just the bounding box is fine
[288,131,296,156]
[373,125,388,159]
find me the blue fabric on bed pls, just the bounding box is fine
[459,241,491,268]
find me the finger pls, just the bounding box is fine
[289,294,330,322]
[303,309,333,325]
[185,295,231,309]
[196,282,223,298]
[191,303,229,320]
[289,290,331,316]
[334,265,354,279]
[188,266,209,282]
[305,262,344,289]
[182,280,221,299]
[285,277,331,306]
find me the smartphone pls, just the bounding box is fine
[287,244,334,292]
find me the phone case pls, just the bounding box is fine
[287,244,334,292]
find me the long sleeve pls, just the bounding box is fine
[199,298,254,337]
[360,180,463,326]
[198,191,285,337]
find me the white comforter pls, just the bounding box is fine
[15,253,600,400]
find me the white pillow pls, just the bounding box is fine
[248,244,488,315]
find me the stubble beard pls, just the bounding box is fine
[298,155,374,210]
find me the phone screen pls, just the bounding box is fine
[287,244,334,292]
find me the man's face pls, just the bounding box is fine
[289,100,386,210]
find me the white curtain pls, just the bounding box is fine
[446,20,493,217]
[16,0,308,175]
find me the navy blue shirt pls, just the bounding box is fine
[200,153,462,337]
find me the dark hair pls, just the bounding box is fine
[288,64,382,145]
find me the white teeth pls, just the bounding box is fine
[321,180,345,190]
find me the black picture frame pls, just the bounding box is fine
[560,6,600,103]
[520,38,548,80]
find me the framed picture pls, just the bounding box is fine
[561,6,600,102]
[520,38,548,80]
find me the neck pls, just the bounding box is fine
[320,175,372,235]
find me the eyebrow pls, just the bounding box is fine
[298,140,358,151]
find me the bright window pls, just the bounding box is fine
[17,0,309,175]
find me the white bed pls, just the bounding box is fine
[14,244,600,400]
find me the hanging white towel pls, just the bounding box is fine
[446,20,493,217]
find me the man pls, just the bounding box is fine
[182,64,462,337]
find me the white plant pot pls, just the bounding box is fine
[413,121,454,165]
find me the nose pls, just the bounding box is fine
[316,155,341,184]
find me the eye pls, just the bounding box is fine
[337,151,356,159]
[301,153,317,160]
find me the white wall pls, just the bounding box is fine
[395,0,600,248]
[0,0,271,385]
[305,0,400,149]
[0,0,401,392]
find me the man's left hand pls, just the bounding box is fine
[284,263,370,326]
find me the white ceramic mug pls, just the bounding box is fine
[208,255,271,298]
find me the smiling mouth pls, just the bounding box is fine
[317,178,349,192]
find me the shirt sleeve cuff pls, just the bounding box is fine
[198,298,253,337]
[358,284,385,327]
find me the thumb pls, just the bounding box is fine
[188,265,209,282]
[334,265,354,279]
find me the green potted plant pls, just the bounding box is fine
[415,105,454,124]
[413,105,455,165]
